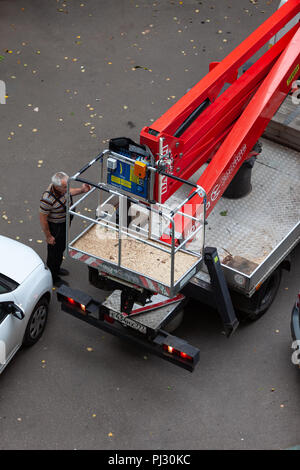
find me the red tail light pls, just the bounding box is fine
[163,344,192,362]
[67,297,86,313]
[104,313,114,324]
[180,351,192,361]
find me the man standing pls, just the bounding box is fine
[40,172,90,287]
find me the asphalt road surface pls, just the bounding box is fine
[0,0,300,451]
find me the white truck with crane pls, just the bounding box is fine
[57,0,300,372]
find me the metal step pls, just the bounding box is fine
[103,290,185,332]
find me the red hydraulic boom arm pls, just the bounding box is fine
[140,0,300,242]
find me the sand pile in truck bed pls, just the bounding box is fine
[72,223,199,285]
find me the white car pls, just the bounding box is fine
[0,235,52,374]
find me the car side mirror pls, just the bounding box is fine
[12,306,25,320]
[6,303,25,320]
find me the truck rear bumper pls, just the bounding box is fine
[56,285,200,372]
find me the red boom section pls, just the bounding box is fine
[163,24,300,244]
[140,0,300,205]
[165,23,299,199]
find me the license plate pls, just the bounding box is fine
[109,310,147,334]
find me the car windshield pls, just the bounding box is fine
[0,273,19,293]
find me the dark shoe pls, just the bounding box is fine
[59,268,70,276]
[53,277,69,288]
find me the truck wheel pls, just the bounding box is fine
[23,297,49,347]
[163,309,185,333]
[88,266,116,291]
[236,268,282,321]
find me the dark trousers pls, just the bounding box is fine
[46,222,66,282]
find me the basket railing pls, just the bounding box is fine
[66,150,206,293]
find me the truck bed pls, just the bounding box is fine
[168,137,299,295]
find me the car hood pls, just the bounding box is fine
[0,235,43,284]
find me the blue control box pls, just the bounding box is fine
[107,151,149,199]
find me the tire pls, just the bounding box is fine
[23,297,49,347]
[88,266,117,291]
[235,268,282,322]
[163,309,185,333]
